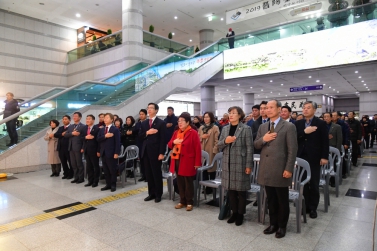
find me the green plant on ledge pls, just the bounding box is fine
[107,29,112,35]
[195,46,200,53]
[168,32,173,39]
[149,25,154,33]
[92,35,97,41]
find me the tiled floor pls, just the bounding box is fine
[1,148,377,251]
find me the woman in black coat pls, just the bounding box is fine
[361,116,371,149]
[121,116,137,177]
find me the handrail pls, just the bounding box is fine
[142,30,189,48]
[2,1,374,124]
[0,87,66,116]
[67,30,122,54]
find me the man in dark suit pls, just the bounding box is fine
[324,112,342,153]
[135,109,148,182]
[369,114,377,148]
[252,101,269,154]
[254,100,298,238]
[164,106,178,146]
[139,103,166,203]
[97,113,121,192]
[346,111,362,166]
[64,112,86,184]
[81,114,100,188]
[296,101,329,219]
[246,105,260,128]
[332,111,350,179]
[280,105,296,123]
[54,115,73,179]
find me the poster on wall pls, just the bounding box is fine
[223,19,377,79]
[280,98,307,112]
[225,0,313,24]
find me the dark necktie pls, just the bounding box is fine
[105,127,108,134]
[270,122,275,133]
[263,119,266,123]
[149,119,153,128]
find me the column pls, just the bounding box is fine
[194,103,201,116]
[243,93,255,114]
[201,86,215,114]
[359,91,377,116]
[122,0,143,67]
[199,29,214,49]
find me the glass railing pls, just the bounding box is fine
[102,62,150,84]
[67,30,189,63]
[142,31,188,53]
[67,31,122,63]
[1,2,376,154]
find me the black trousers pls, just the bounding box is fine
[51,164,61,174]
[85,152,100,184]
[228,190,247,215]
[70,151,84,181]
[6,119,18,143]
[139,158,145,179]
[102,156,117,187]
[143,151,163,198]
[351,140,358,165]
[175,160,195,205]
[371,131,376,147]
[303,161,321,211]
[265,186,290,228]
[228,39,234,49]
[59,149,72,177]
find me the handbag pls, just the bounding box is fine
[218,190,230,220]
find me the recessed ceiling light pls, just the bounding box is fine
[310,93,312,95]
[189,39,192,42]
[355,71,358,73]
[329,86,331,88]
[361,80,364,82]
[226,89,228,91]
[364,84,367,85]
[238,91,241,93]
[333,89,335,91]
[285,95,287,96]
[76,13,81,17]
[308,76,312,78]
[281,84,283,86]
[270,92,273,93]
[174,16,177,19]
[250,87,253,89]
[337,91,339,93]
[356,92,359,93]
[304,91,307,93]
[316,80,320,82]
[359,76,362,78]
[270,80,273,82]
[221,18,224,21]
[237,84,240,86]
[278,93,280,95]
[172,32,175,35]
[261,89,263,91]
[258,95,260,96]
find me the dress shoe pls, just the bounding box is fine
[253,201,258,207]
[6,142,15,147]
[138,177,145,182]
[71,179,78,183]
[186,205,193,211]
[144,195,156,201]
[50,173,55,177]
[342,174,347,179]
[67,176,74,180]
[76,180,85,184]
[111,186,116,192]
[275,228,286,238]
[155,197,161,203]
[263,225,279,235]
[101,186,111,191]
[235,214,244,226]
[54,173,60,177]
[309,210,317,219]
[62,176,68,179]
[92,183,98,188]
[84,183,93,187]
[175,203,186,209]
[227,212,238,224]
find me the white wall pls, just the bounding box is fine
[0,9,76,99]
[216,101,243,117]
[359,92,377,116]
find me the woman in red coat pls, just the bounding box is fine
[168,112,202,211]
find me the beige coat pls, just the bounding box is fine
[44,127,60,164]
[198,124,219,172]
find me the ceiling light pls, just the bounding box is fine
[364,84,367,85]
[238,91,241,93]
[76,13,81,18]
[221,18,224,21]
[270,92,273,93]
[333,89,335,91]
[356,92,359,93]
[361,80,364,82]
[261,89,263,91]
[189,39,192,42]
[310,93,312,95]
[226,89,228,91]
[316,80,320,82]
[270,80,273,82]
[174,16,178,19]
[258,95,260,96]
[250,87,253,89]
[304,91,307,93]
[172,32,175,35]
[305,16,308,19]
[355,71,358,73]
[237,84,240,86]
[208,16,213,21]
[278,93,280,95]
[359,76,362,78]
[337,91,339,93]
[281,83,284,86]
[308,76,312,78]
[329,86,331,88]
[285,95,287,96]
[323,84,326,85]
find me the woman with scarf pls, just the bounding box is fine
[168,112,202,211]
[44,119,61,177]
[198,112,219,194]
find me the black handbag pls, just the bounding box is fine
[218,190,230,220]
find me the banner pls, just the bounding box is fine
[289,2,322,16]
[226,0,313,24]
[280,98,307,112]
[224,19,377,79]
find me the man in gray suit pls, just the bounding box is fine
[254,100,298,238]
[64,112,86,184]
[324,112,342,152]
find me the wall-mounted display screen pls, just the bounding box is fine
[224,20,377,79]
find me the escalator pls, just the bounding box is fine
[1,3,376,156]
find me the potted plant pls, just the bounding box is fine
[149,25,154,33]
[107,29,112,35]
[195,46,200,53]
[168,32,173,39]
[92,35,97,41]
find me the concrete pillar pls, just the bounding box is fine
[194,103,201,116]
[122,0,143,66]
[359,91,377,117]
[201,86,215,114]
[243,93,255,114]
[199,29,214,49]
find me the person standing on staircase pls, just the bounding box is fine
[4,92,20,146]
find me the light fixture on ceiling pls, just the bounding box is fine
[304,91,307,93]
[333,89,335,91]
[278,93,280,95]
[172,32,175,35]
[76,13,81,18]
[285,95,288,96]
[355,71,358,73]
[328,86,331,88]
[310,93,312,95]
[189,39,192,42]
[221,18,224,21]
[364,84,367,85]
[261,89,263,91]
[208,16,213,21]
[238,91,241,93]
[237,84,240,86]
[270,80,273,82]
[258,95,260,96]
[226,89,229,91]
[359,76,362,78]
[316,80,320,82]
[270,91,273,93]
[337,91,339,93]
[174,16,178,19]
[356,92,359,93]
[305,16,308,19]
[281,84,283,86]
[361,80,364,82]
[250,87,253,89]
[308,76,312,78]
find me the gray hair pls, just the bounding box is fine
[270,99,282,108]
[303,101,317,109]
